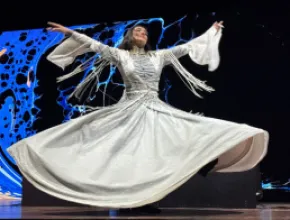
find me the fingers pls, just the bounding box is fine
[213,21,224,25]
[47,21,61,27]
[0,48,6,57]
[212,20,224,31]
[213,21,223,28]
[47,21,57,26]
[46,27,61,32]
[217,21,224,28]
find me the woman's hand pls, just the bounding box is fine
[213,21,224,31]
[46,21,73,35]
[0,48,7,57]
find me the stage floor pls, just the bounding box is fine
[1,201,290,219]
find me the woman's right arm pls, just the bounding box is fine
[46,22,120,69]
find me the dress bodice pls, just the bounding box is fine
[121,53,162,94]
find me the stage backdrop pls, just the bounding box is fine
[0,13,289,199]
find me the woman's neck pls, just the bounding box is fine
[130,45,146,54]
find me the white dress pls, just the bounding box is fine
[7,26,269,208]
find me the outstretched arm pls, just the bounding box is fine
[46,22,120,69]
[162,21,224,71]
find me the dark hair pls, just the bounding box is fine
[118,25,151,51]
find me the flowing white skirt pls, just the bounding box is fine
[7,91,269,208]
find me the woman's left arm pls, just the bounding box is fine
[162,21,224,72]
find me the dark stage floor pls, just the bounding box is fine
[1,200,290,219]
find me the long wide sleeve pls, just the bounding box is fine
[47,31,120,70]
[46,31,122,106]
[158,26,223,98]
[162,25,222,72]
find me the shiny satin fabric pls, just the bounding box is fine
[7,25,269,208]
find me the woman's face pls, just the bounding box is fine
[132,26,148,48]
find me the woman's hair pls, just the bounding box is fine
[118,25,152,51]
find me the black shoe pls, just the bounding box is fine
[198,159,219,177]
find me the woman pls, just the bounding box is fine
[7,21,269,209]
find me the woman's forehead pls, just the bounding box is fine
[134,26,147,31]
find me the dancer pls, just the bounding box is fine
[7,20,268,209]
